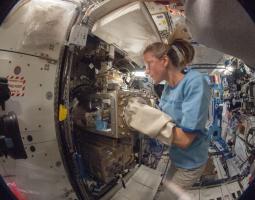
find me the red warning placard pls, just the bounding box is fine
[7,75,26,97]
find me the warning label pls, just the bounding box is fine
[7,75,26,97]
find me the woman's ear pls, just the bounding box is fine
[162,55,170,68]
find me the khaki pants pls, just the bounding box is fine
[155,163,206,200]
[165,163,206,189]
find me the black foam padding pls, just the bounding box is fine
[1,112,27,159]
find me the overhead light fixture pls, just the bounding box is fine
[132,71,146,77]
[226,66,234,72]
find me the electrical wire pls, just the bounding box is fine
[159,156,170,185]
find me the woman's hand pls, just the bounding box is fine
[172,127,197,149]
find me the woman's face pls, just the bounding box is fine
[143,51,168,84]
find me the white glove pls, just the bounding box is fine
[124,97,175,145]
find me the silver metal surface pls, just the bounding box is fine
[112,165,162,200]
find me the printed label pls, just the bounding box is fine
[7,75,26,97]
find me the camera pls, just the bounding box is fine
[0,77,27,159]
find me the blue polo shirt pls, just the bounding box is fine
[159,70,210,169]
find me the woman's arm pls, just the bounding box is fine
[172,127,197,149]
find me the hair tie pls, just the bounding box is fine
[171,45,183,62]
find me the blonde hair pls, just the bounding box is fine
[143,25,194,70]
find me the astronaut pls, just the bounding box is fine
[124,0,255,198]
[124,36,210,190]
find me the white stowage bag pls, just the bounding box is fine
[124,97,175,145]
[184,0,255,67]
